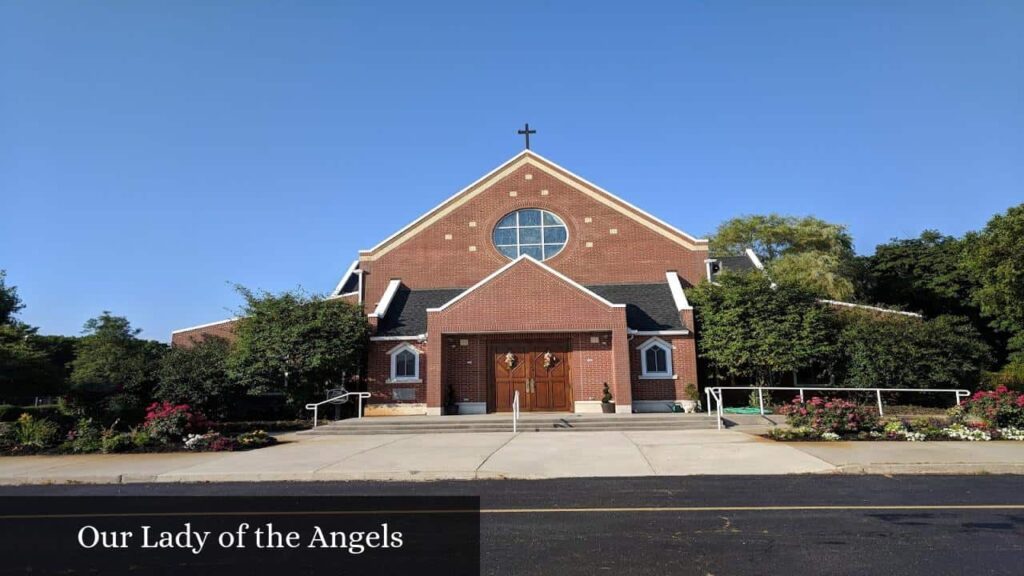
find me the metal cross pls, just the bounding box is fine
[517,123,536,149]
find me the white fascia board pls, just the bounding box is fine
[171,317,239,334]
[745,248,766,271]
[370,334,426,342]
[369,279,402,318]
[665,271,692,310]
[628,329,691,336]
[331,259,360,296]
[425,255,626,313]
[819,299,923,318]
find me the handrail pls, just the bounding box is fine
[705,386,971,431]
[305,391,371,428]
[512,390,520,433]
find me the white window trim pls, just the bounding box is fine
[388,343,421,383]
[637,337,674,379]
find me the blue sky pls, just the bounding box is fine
[2,2,1021,341]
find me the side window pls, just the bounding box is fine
[639,338,673,378]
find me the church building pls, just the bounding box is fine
[173,149,735,416]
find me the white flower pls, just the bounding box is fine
[942,424,991,442]
[820,432,840,441]
[998,427,1024,441]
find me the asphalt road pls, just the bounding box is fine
[2,475,1022,576]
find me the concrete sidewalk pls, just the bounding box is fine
[2,430,1023,485]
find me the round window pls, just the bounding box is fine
[492,209,568,260]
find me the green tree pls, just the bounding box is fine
[863,231,974,317]
[156,336,239,419]
[0,271,24,326]
[962,204,1024,361]
[0,270,53,401]
[710,215,856,299]
[710,214,854,261]
[836,310,990,389]
[227,287,369,412]
[688,273,838,386]
[68,312,166,423]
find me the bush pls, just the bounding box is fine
[767,426,818,441]
[101,432,133,453]
[779,396,880,434]
[961,386,1024,428]
[14,414,59,448]
[64,418,103,453]
[981,363,1024,392]
[236,430,275,449]
[0,404,66,423]
[184,432,236,452]
[143,402,207,444]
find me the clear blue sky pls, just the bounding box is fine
[2,2,1021,341]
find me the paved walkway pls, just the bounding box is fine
[1,430,1023,484]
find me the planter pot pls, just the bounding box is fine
[680,400,697,414]
[601,402,616,414]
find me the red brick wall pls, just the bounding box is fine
[365,340,428,404]
[629,335,698,401]
[359,156,708,314]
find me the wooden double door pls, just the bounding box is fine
[492,340,572,412]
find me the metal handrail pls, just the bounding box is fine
[512,390,520,433]
[705,386,971,430]
[305,391,371,428]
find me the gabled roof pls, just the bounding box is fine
[375,268,685,337]
[358,150,708,261]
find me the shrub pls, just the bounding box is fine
[14,414,59,448]
[961,386,1024,428]
[129,427,154,448]
[64,418,103,453]
[779,396,880,434]
[184,432,236,452]
[101,432,133,453]
[997,427,1024,441]
[767,426,817,441]
[143,402,206,444]
[236,430,275,449]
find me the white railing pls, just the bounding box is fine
[305,391,371,428]
[705,386,971,430]
[512,390,520,433]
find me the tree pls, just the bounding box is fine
[962,204,1024,361]
[710,215,856,299]
[862,231,974,317]
[836,310,991,389]
[0,271,24,327]
[68,312,166,423]
[688,273,838,386]
[156,336,239,420]
[227,287,369,412]
[710,214,854,262]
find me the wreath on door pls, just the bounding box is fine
[504,351,518,370]
[542,350,558,370]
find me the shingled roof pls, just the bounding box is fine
[375,282,685,337]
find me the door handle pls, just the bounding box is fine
[528,378,534,393]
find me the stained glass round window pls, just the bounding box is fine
[492,209,568,260]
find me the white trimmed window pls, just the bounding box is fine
[638,338,673,378]
[388,343,421,382]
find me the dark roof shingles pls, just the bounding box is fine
[376,283,684,336]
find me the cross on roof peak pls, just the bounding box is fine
[517,123,536,150]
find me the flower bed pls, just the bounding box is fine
[767,389,1024,442]
[0,403,279,456]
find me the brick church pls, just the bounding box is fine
[173,150,757,416]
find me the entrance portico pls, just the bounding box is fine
[425,256,635,415]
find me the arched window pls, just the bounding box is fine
[492,209,568,260]
[638,338,673,378]
[389,344,420,382]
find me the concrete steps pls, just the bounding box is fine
[299,413,718,435]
